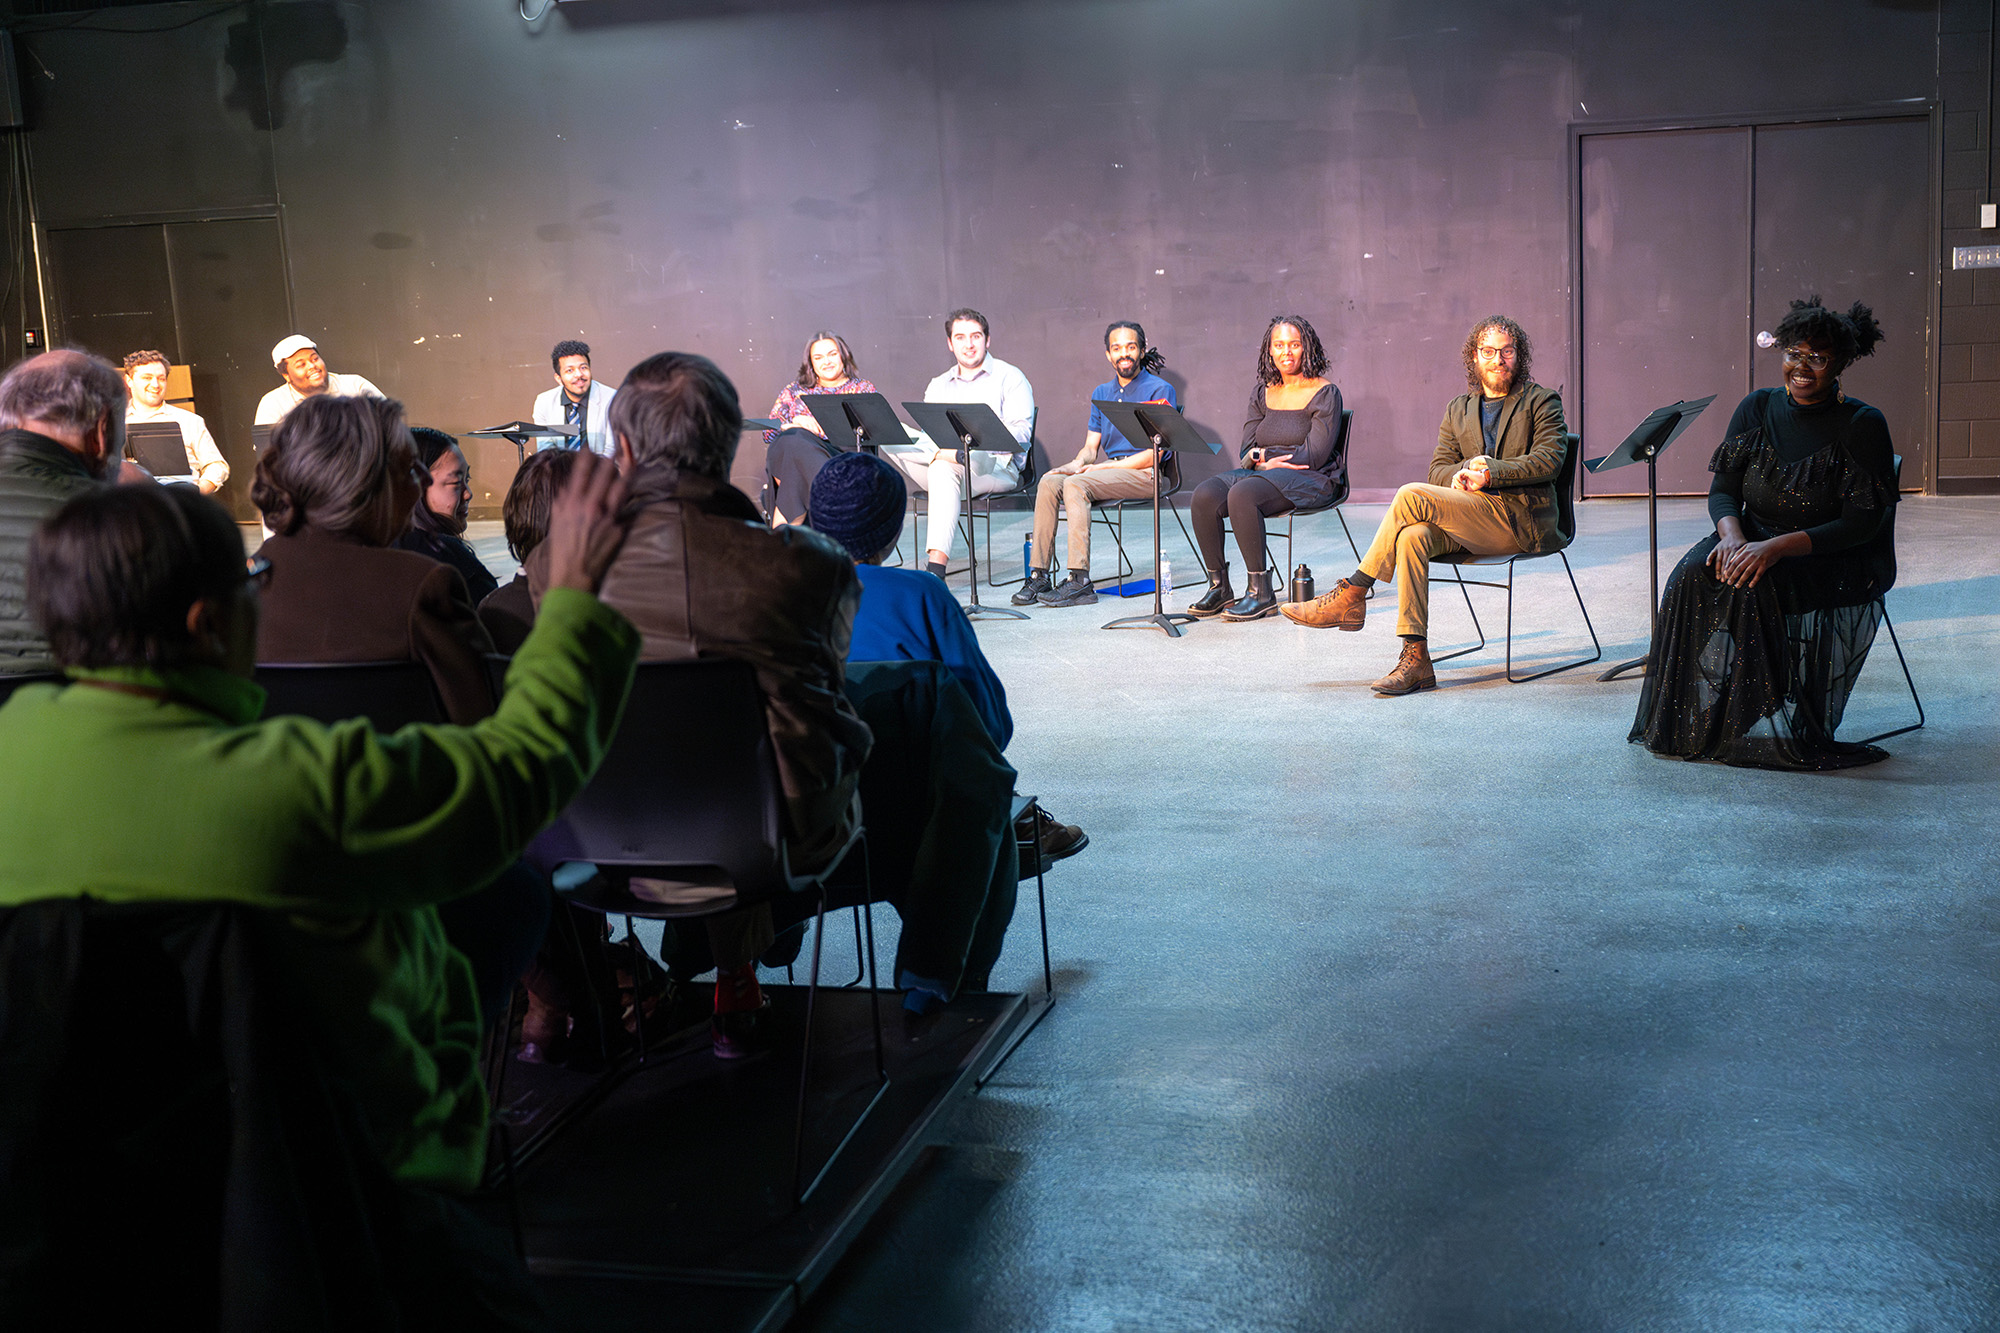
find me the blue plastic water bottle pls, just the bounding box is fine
[1022,534,1032,580]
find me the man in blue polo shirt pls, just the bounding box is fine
[1014,321,1178,608]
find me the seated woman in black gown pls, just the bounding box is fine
[1630,296,1898,770]
[1187,315,1345,621]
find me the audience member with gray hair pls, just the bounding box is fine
[0,349,131,672]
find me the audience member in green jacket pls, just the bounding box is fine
[0,451,639,1194]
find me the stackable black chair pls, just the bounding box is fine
[524,657,886,1206]
[1850,455,1924,745]
[1429,431,1601,681]
[1085,448,1185,590]
[903,409,1039,588]
[253,660,446,730]
[1173,409,1358,593]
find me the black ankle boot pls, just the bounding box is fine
[1222,568,1278,620]
[1187,563,1234,617]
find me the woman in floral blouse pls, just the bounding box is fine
[762,331,879,526]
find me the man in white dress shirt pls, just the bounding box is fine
[252,335,384,426]
[531,339,617,456]
[881,308,1033,577]
[121,351,227,493]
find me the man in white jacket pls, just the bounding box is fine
[252,335,383,427]
[531,339,617,457]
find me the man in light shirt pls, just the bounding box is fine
[252,334,384,426]
[531,338,616,456]
[121,351,227,494]
[881,307,1034,577]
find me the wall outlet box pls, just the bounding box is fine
[1984,203,1998,229]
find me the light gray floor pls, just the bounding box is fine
[471,497,1997,1331]
[780,495,1996,1333]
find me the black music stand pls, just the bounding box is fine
[744,417,779,433]
[800,392,910,454]
[125,421,192,479]
[1585,394,1716,681]
[467,420,583,463]
[251,424,272,456]
[900,400,1029,622]
[1089,400,1222,638]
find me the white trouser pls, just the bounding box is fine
[880,443,1022,558]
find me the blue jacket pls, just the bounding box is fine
[850,564,1012,750]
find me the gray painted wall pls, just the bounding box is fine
[10,0,1970,508]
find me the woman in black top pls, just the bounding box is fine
[1188,316,1346,621]
[1630,297,1899,770]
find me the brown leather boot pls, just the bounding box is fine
[1371,639,1437,695]
[1280,577,1368,629]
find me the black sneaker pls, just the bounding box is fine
[1011,570,1053,606]
[1037,572,1098,607]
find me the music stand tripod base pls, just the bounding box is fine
[1103,607,1196,636]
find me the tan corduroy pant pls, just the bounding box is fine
[1357,483,1526,637]
[1030,465,1156,572]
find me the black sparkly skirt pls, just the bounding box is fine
[1628,534,1888,771]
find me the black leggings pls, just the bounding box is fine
[763,428,840,522]
[1189,471,1294,573]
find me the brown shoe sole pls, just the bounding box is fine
[1371,673,1437,696]
[1279,606,1365,630]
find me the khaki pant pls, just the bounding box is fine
[880,443,1021,558]
[1030,465,1155,571]
[1358,483,1525,638]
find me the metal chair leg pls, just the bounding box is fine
[1428,565,1487,664]
[1856,605,1925,744]
[975,806,1057,1092]
[1504,550,1603,682]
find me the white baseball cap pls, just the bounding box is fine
[271,334,317,368]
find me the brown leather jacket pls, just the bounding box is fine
[1429,381,1569,554]
[528,468,869,873]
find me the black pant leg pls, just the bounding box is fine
[766,428,841,524]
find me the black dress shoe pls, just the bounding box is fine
[1011,570,1053,606]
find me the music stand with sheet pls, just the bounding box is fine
[1585,394,1716,681]
[1088,401,1222,637]
[899,400,1029,622]
[125,421,192,480]
[799,393,910,454]
[467,420,584,464]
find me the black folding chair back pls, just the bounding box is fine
[254,660,447,730]
[1431,431,1602,681]
[528,659,797,912]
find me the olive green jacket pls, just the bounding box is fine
[1428,381,1569,554]
[0,587,640,1192]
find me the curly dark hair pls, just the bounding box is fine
[121,350,169,375]
[1255,315,1328,386]
[1104,320,1166,375]
[550,339,591,372]
[1772,295,1884,371]
[794,331,860,389]
[1461,316,1533,395]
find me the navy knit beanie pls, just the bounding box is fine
[811,450,907,560]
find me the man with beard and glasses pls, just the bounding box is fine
[0,350,130,673]
[394,426,500,604]
[1281,315,1569,696]
[1015,321,1177,609]
[253,334,384,427]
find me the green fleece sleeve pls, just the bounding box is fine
[279,586,640,910]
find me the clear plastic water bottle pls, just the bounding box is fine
[1160,558,1175,611]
